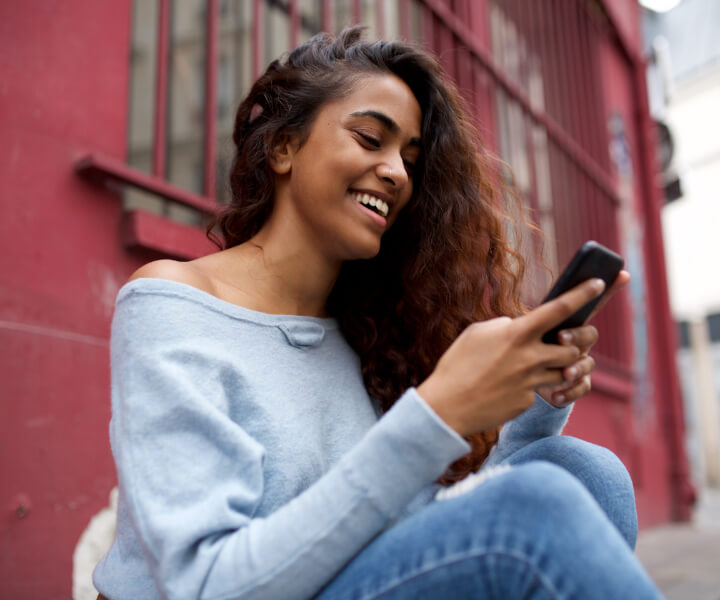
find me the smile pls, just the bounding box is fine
[351,191,389,218]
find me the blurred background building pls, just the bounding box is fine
[643,0,720,495]
[0,1,697,597]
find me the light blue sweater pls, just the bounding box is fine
[93,278,571,600]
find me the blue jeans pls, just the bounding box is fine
[315,436,661,599]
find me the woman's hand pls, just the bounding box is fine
[536,270,630,408]
[417,278,606,437]
[535,325,598,407]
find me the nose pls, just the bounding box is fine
[376,153,409,189]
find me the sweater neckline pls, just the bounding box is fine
[118,277,340,331]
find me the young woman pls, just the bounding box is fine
[94,28,660,600]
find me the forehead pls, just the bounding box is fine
[322,74,422,139]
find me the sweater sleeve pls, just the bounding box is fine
[482,394,573,467]
[107,295,470,600]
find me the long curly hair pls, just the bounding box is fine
[209,28,532,484]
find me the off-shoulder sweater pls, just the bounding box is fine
[93,278,571,600]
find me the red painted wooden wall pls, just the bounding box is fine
[0,2,146,596]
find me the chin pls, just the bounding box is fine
[346,247,381,262]
[339,238,383,262]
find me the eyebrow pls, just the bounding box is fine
[350,110,421,147]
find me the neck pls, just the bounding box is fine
[224,215,342,319]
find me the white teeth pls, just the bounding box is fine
[353,192,389,218]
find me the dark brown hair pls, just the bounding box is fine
[210,28,531,483]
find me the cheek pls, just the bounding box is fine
[289,152,353,211]
[302,147,360,188]
[396,186,414,214]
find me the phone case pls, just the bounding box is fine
[541,241,624,344]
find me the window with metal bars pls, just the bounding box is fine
[487,0,630,368]
[418,0,631,372]
[77,0,425,258]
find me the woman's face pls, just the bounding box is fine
[275,73,422,261]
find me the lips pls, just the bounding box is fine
[350,190,390,217]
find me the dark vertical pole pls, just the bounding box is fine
[584,7,609,172]
[568,0,590,153]
[204,0,218,200]
[511,0,539,220]
[557,0,582,257]
[469,0,495,151]
[454,0,471,106]
[253,0,264,80]
[549,0,570,143]
[399,0,410,40]
[422,2,434,52]
[290,0,300,48]
[153,0,170,178]
[322,0,334,33]
[567,1,594,266]
[352,0,362,24]
[376,0,385,38]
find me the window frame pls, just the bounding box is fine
[76,0,413,260]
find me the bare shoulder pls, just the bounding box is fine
[128,259,214,294]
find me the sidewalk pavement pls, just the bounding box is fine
[636,487,720,600]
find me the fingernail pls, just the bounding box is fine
[554,394,565,404]
[559,331,572,344]
[591,278,605,292]
[566,367,577,379]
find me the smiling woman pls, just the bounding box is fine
[92,27,661,600]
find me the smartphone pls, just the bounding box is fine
[541,241,624,344]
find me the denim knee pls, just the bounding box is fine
[317,461,659,600]
[503,436,638,548]
[486,460,594,522]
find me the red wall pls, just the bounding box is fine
[0,2,149,597]
[563,2,674,526]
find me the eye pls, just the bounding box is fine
[355,131,381,148]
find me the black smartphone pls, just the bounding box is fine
[541,241,624,344]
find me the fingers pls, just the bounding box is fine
[531,368,567,389]
[535,354,596,406]
[550,375,592,407]
[558,325,598,353]
[561,354,596,384]
[514,278,605,341]
[587,270,630,322]
[534,342,581,369]
[547,355,596,390]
